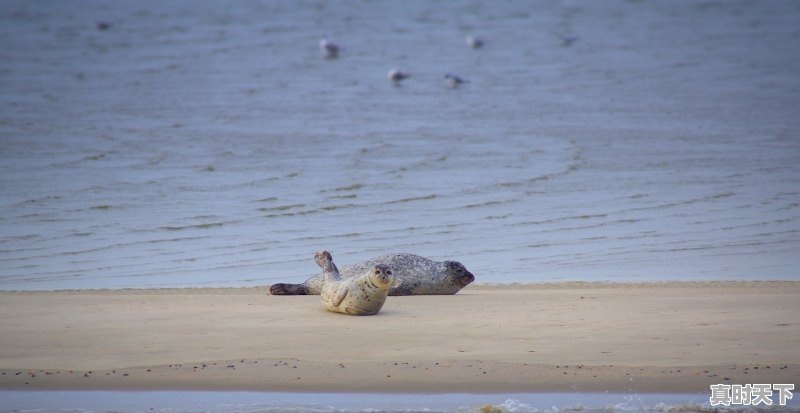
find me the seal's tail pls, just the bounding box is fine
[269,283,309,295]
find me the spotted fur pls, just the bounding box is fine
[316,250,392,316]
[269,253,474,296]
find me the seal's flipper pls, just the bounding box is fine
[331,285,349,308]
[269,283,309,295]
[315,250,341,281]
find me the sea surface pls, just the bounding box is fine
[2,0,799,290]
[7,391,799,413]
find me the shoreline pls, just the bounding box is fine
[0,391,728,413]
[1,282,798,393]
[3,279,798,293]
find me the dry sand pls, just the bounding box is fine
[0,282,797,393]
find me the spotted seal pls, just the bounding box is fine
[315,250,392,316]
[269,253,474,296]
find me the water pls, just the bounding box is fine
[7,391,795,413]
[2,0,800,290]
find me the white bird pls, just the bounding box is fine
[319,38,339,59]
[466,35,484,49]
[444,73,466,88]
[388,69,410,85]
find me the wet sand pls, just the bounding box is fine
[0,282,797,393]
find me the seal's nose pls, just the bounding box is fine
[373,266,392,286]
[459,270,475,286]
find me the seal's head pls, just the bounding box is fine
[369,264,393,287]
[444,261,474,287]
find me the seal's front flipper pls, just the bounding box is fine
[332,285,349,308]
[269,283,309,295]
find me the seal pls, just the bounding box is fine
[269,253,474,296]
[316,250,392,316]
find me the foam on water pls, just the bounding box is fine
[1,0,799,290]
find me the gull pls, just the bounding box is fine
[444,73,466,88]
[319,38,339,59]
[388,69,410,85]
[466,35,484,49]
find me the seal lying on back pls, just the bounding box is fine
[269,253,474,296]
[316,250,392,316]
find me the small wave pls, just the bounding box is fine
[527,243,557,249]
[623,192,740,214]
[0,246,49,254]
[83,153,107,161]
[160,222,227,231]
[332,183,364,192]
[512,213,609,227]
[0,234,38,243]
[644,238,799,254]
[257,204,306,212]
[48,152,112,168]
[464,200,507,208]
[16,195,63,206]
[23,236,212,258]
[329,194,357,200]
[708,192,735,200]
[384,194,437,204]
[148,153,169,165]
[319,204,358,211]
[261,203,361,218]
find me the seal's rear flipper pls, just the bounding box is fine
[315,250,341,281]
[269,283,309,295]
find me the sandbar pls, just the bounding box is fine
[0,282,797,393]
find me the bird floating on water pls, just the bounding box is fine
[466,35,484,49]
[388,69,410,85]
[558,35,578,47]
[319,38,339,59]
[444,73,466,88]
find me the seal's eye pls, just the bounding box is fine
[386,270,392,275]
[375,269,381,274]
[455,267,463,274]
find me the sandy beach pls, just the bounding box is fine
[0,282,797,393]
